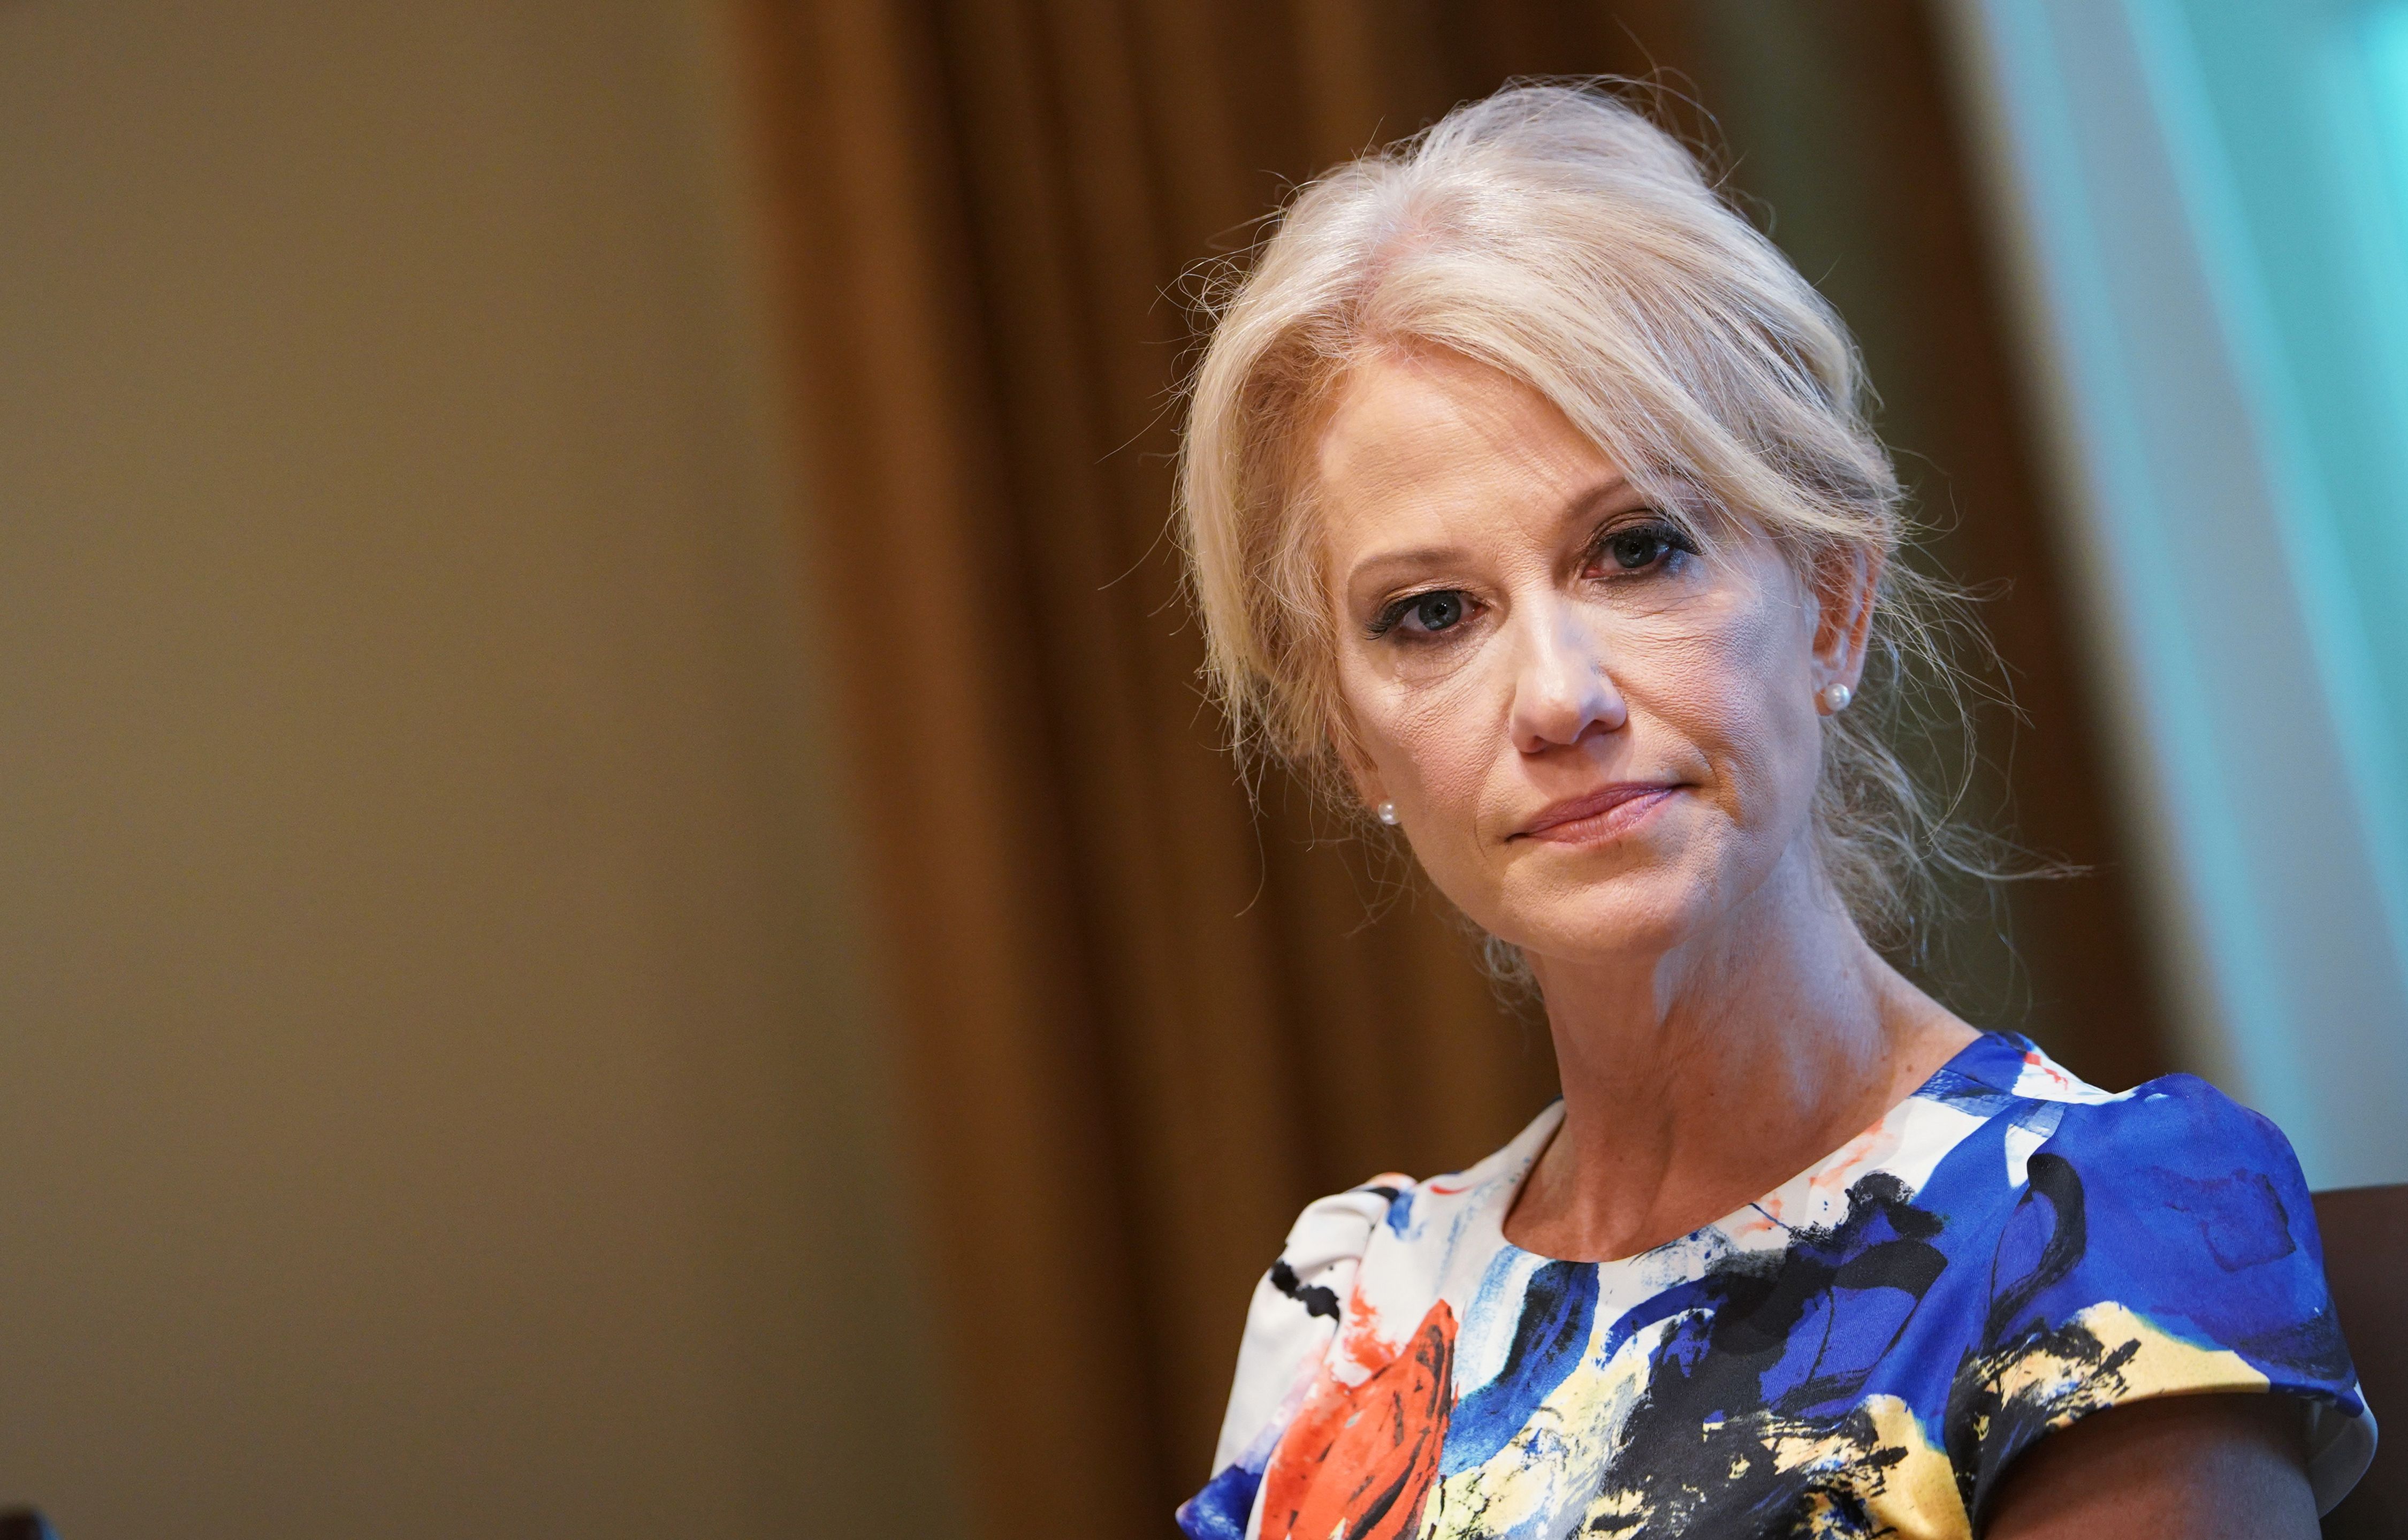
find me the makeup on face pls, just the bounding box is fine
[1315,347,1834,963]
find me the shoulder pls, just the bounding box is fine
[1176,1174,1418,1540]
[1921,1036,2304,1228]
[2044,1060,2297,1175]
[1239,1110,1543,1364]
[1250,1177,1411,1344]
[2027,1064,2321,1298]
[2032,1069,2354,1396]
[1919,1042,2371,1518]
[1192,1172,1426,1476]
[1935,1041,2335,1362]
[1268,1099,1561,1294]
[1179,1107,1560,1540]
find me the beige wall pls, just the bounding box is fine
[0,2,961,1534]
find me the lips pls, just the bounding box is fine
[1514,783,1681,843]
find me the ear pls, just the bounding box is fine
[1811,545,1881,692]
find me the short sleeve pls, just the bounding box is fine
[1175,1182,1396,1540]
[1946,1076,2375,1520]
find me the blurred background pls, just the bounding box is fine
[4,1,2405,1535]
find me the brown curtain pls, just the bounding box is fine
[736,4,2169,1535]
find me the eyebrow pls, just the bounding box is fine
[1341,473,1638,598]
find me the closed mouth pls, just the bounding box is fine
[1513,783,1682,843]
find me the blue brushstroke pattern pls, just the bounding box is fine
[1438,1260,1599,1475]
[1173,1459,1260,1540]
[1183,1033,2371,1534]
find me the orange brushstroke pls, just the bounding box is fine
[1259,1299,1456,1540]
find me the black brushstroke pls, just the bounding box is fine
[1982,1153,2086,1343]
[1945,1316,2138,1521]
[1271,1258,1340,1322]
[1564,1173,1950,1535]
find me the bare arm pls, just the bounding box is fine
[1985,1393,2318,1539]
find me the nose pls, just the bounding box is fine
[1507,601,1627,753]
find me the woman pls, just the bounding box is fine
[1171,86,2371,1539]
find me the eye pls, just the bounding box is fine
[1408,591,1467,631]
[1370,588,1474,639]
[1588,517,1695,577]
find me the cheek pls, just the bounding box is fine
[1340,649,1502,818]
[1634,598,1822,825]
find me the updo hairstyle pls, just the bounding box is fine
[1178,82,1991,949]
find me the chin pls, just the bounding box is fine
[1488,863,1720,966]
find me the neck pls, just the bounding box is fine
[1509,845,1973,1262]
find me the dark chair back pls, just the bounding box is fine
[2319,1184,2406,1539]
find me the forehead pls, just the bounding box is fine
[1312,349,1625,578]
[1315,348,1610,512]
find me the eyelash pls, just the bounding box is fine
[1583,515,1697,577]
[1365,514,1696,641]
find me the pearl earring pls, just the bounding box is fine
[1376,801,1399,826]
[1817,682,1854,715]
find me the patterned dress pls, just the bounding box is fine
[1178,1033,2373,1539]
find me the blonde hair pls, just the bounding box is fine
[1178,81,1994,949]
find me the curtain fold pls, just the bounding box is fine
[738,4,2167,1534]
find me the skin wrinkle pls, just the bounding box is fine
[1304,344,2321,1536]
[1313,347,1964,1275]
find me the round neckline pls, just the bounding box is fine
[1486,1029,2017,1269]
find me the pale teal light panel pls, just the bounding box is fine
[1946,0,2408,1186]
